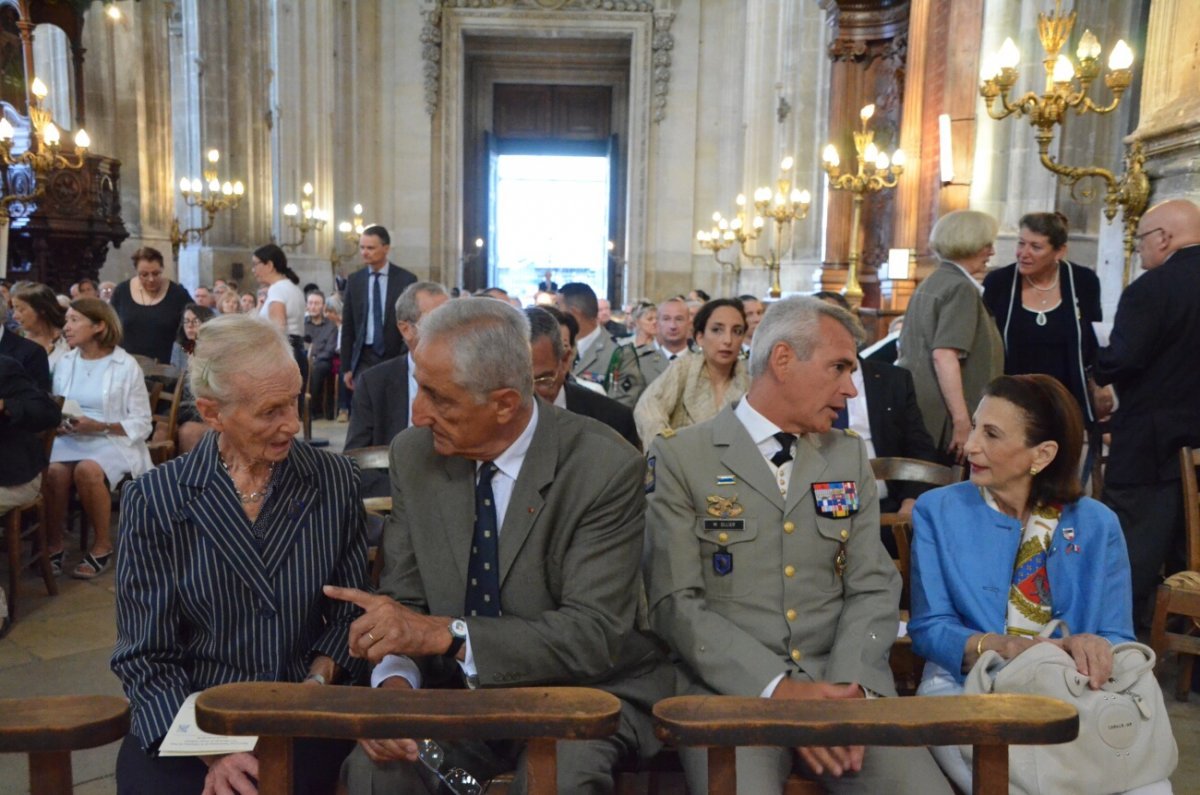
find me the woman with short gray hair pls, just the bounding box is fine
[897,210,1004,462]
[113,313,367,793]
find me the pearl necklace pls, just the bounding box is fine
[1024,266,1061,327]
[219,452,276,504]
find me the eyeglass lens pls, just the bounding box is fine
[417,739,482,795]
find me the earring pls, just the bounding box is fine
[1030,466,1040,476]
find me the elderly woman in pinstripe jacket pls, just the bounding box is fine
[112,314,368,795]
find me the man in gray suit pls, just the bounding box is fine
[331,298,671,794]
[644,296,950,794]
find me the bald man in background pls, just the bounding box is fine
[1095,198,1200,624]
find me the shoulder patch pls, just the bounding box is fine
[659,428,676,439]
[842,428,860,438]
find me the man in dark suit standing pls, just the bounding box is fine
[526,306,640,449]
[331,298,670,793]
[339,225,418,392]
[345,281,449,497]
[0,292,50,391]
[1096,198,1200,621]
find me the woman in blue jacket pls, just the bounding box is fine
[909,374,1142,791]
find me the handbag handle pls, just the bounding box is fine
[1037,618,1070,639]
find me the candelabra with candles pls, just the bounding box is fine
[0,77,90,216]
[696,156,812,299]
[821,103,905,308]
[330,203,366,269]
[979,0,1146,283]
[170,148,245,260]
[281,182,329,250]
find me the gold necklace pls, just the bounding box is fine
[218,452,277,504]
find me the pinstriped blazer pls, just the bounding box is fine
[111,432,369,748]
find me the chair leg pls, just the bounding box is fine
[1149,585,1171,674]
[6,508,20,622]
[1176,654,1194,702]
[34,498,58,597]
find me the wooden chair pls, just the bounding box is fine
[1150,446,1200,700]
[194,682,621,795]
[3,417,61,623]
[0,694,130,795]
[869,457,959,694]
[653,694,1078,795]
[140,361,184,465]
[342,445,392,585]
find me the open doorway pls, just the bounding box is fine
[490,150,611,300]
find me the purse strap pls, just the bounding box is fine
[1037,617,1071,639]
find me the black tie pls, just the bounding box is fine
[464,462,501,617]
[370,272,385,356]
[770,432,797,468]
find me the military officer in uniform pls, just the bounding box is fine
[645,296,951,794]
[607,297,691,409]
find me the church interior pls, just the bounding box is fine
[2,0,1200,792]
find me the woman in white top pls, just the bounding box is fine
[11,281,70,374]
[46,298,152,579]
[253,243,309,399]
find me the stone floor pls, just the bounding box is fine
[2,418,1199,793]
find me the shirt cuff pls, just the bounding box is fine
[760,671,787,698]
[371,655,422,689]
[456,624,477,678]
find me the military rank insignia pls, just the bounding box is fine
[645,456,656,494]
[811,481,859,518]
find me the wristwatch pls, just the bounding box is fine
[445,618,468,658]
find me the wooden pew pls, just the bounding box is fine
[653,694,1078,795]
[0,695,130,795]
[195,682,621,795]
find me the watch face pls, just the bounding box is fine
[451,619,469,637]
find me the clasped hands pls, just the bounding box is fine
[771,678,866,778]
[990,632,1114,689]
[59,416,106,435]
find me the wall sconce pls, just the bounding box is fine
[938,113,955,185]
[280,181,328,250]
[331,204,366,269]
[170,148,245,260]
[0,77,90,217]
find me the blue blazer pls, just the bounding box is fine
[111,433,368,747]
[908,481,1134,683]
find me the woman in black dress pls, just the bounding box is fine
[982,212,1102,428]
[108,247,194,364]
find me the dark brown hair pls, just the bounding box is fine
[1019,212,1069,250]
[69,297,123,349]
[131,247,165,268]
[983,374,1083,507]
[693,297,746,338]
[11,281,66,329]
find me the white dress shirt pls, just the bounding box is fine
[406,352,417,426]
[847,368,887,499]
[575,324,602,361]
[372,403,540,689]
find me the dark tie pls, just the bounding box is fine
[833,407,850,430]
[464,462,501,617]
[770,432,796,468]
[371,272,385,356]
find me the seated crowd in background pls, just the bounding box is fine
[3,200,1197,793]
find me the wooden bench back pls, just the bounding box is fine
[0,695,130,795]
[195,682,621,795]
[653,694,1078,795]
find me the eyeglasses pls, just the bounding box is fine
[182,318,202,327]
[416,739,483,795]
[1133,227,1164,245]
[533,375,557,388]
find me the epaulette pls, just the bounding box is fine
[842,428,860,438]
[659,428,676,439]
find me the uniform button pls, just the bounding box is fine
[783,521,795,533]
[718,532,729,543]
[791,649,802,662]
[786,609,797,621]
[840,529,849,540]
[784,565,795,577]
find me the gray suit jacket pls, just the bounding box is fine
[645,405,901,698]
[380,400,672,715]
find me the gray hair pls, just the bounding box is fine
[929,210,999,262]
[417,297,533,404]
[748,296,865,379]
[394,281,449,324]
[525,306,565,360]
[190,314,295,402]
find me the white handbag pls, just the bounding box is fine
[962,625,1178,795]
